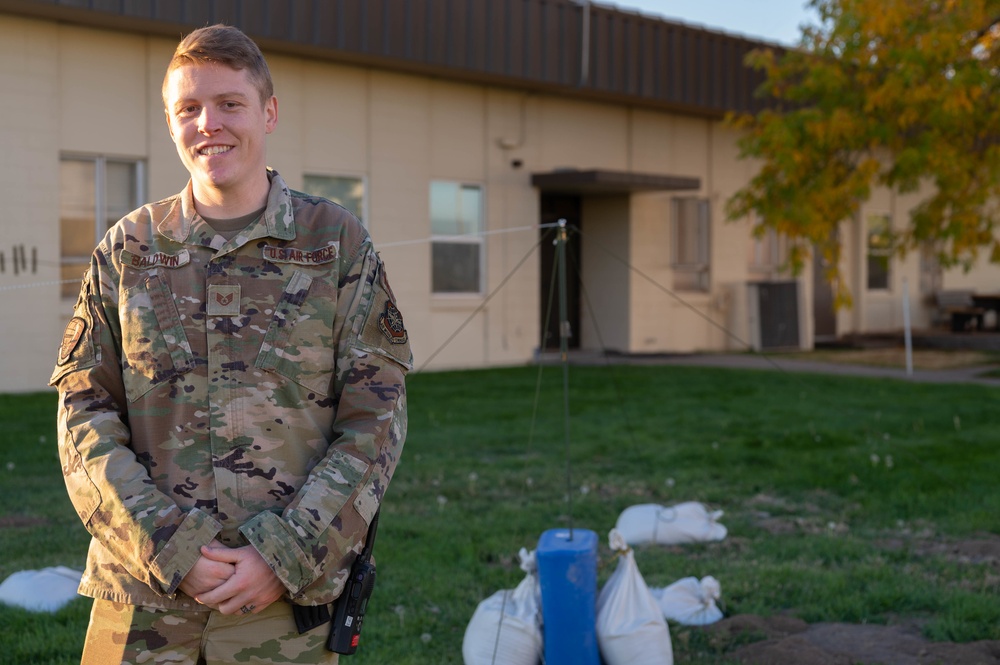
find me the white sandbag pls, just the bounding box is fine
[615,502,727,546]
[0,566,82,612]
[596,530,673,665]
[649,576,724,626]
[462,548,542,665]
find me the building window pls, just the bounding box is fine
[59,156,144,298]
[430,181,483,294]
[748,225,788,279]
[302,174,366,223]
[671,197,711,291]
[867,214,891,291]
[919,244,942,296]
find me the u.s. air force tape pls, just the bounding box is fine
[262,243,338,265]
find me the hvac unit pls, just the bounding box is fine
[747,280,801,351]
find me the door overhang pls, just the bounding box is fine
[531,168,701,195]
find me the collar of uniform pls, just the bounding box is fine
[261,169,296,240]
[158,169,297,244]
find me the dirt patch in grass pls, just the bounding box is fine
[0,515,48,528]
[726,497,1000,662]
[698,528,1000,664]
[878,533,1000,565]
[789,348,1000,371]
[706,614,1000,664]
[747,491,852,536]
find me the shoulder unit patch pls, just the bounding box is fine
[378,301,408,345]
[58,317,88,366]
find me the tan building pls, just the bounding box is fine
[1,0,996,394]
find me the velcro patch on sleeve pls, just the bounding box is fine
[359,281,413,370]
[378,300,408,345]
[58,317,88,366]
[49,276,100,385]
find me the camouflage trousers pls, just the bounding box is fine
[81,599,338,664]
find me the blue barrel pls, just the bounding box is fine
[536,528,601,665]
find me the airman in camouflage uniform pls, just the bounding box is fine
[49,24,410,665]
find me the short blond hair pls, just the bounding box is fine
[162,24,273,106]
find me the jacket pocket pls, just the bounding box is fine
[120,270,195,402]
[255,270,336,396]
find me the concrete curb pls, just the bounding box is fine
[544,351,1000,386]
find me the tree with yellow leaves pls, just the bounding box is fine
[728,0,1000,305]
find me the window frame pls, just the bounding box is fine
[748,224,789,280]
[866,213,892,292]
[301,172,368,226]
[430,180,486,296]
[918,243,942,296]
[59,154,145,299]
[670,196,711,292]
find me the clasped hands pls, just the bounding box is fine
[178,540,285,615]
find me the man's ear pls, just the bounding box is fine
[265,96,278,134]
[165,108,176,141]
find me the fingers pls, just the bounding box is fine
[205,577,283,616]
[220,596,276,616]
[195,546,286,615]
[199,544,245,564]
[192,597,223,612]
[179,549,236,603]
[194,576,238,608]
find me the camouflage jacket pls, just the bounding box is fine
[50,170,411,609]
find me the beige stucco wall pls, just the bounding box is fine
[6,14,996,392]
[833,183,993,336]
[0,16,61,392]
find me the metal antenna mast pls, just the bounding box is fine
[556,218,575,540]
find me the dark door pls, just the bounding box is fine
[758,281,801,349]
[540,194,582,350]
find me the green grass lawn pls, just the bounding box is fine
[2,363,999,664]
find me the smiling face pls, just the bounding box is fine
[164,62,277,214]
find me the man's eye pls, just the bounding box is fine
[223,102,239,109]
[181,106,199,115]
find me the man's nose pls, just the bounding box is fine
[197,107,221,135]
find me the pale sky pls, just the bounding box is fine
[599,0,818,45]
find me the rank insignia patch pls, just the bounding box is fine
[207,284,241,316]
[378,301,408,345]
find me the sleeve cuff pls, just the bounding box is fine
[149,507,224,595]
[239,510,315,596]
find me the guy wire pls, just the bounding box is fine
[413,226,558,373]
[409,218,960,554]
[527,233,562,453]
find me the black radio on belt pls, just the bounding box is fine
[327,510,380,655]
